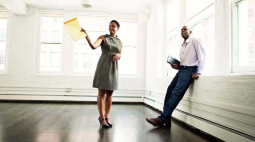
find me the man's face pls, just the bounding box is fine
[181,26,191,39]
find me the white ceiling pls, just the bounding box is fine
[22,0,157,14]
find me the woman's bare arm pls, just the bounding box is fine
[81,28,104,50]
[113,41,123,62]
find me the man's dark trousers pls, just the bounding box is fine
[158,66,197,123]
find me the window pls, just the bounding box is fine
[166,31,179,76]
[186,0,214,20]
[249,8,254,18]
[0,11,8,72]
[166,0,180,77]
[0,56,5,65]
[249,43,254,54]
[50,52,60,67]
[187,3,215,75]
[40,52,46,67]
[166,0,180,32]
[83,53,92,72]
[36,12,140,76]
[233,0,255,72]
[39,14,63,72]
[72,15,106,73]
[73,53,78,69]
[118,20,138,75]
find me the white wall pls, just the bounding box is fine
[0,1,255,141]
[0,7,146,102]
[144,0,255,142]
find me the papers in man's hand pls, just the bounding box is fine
[64,18,87,41]
[167,56,180,67]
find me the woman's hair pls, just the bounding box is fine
[110,20,120,28]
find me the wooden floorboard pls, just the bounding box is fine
[0,102,223,142]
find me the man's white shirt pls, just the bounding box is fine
[180,37,206,74]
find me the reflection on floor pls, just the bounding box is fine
[0,102,223,142]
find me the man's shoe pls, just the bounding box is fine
[146,118,171,128]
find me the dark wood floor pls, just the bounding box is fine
[0,102,222,142]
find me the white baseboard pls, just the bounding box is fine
[0,86,144,102]
[143,97,255,142]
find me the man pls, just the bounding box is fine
[146,26,206,128]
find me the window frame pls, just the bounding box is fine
[34,10,141,78]
[69,13,107,76]
[0,9,10,75]
[116,18,140,77]
[232,0,255,73]
[166,28,179,77]
[34,10,65,75]
[186,3,215,75]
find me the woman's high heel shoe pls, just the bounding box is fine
[105,118,113,127]
[98,117,110,128]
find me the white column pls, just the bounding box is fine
[138,11,148,79]
[215,0,232,75]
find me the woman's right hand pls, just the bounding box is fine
[80,27,87,35]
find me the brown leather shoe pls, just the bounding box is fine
[146,118,171,128]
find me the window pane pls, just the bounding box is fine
[118,21,137,74]
[167,33,179,76]
[191,15,215,75]
[77,16,106,31]
[118,22,137,46]
[73,53,78,69]
[39,15,63,72]
[0,12,8,71]
[186,0,214,20]
[50,52,60,67]
[83,53,92,72]
[236,0,255,67]
[40,43,61,71]
[73,31,103,73]
[166,0,180,32]
[72,15,106,74]
[119,46,136,74]
[41,16,63,43]
[40,52,46,67]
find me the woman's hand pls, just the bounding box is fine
[80,27,87,35]
[112,53,121,62]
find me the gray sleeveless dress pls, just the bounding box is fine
[93,34,121,90]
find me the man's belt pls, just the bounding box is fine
[180,65,197,68]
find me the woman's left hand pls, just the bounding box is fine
[112,53,121,62]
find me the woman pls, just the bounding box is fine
[81,20,122,128]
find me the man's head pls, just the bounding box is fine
[181,26,192,40]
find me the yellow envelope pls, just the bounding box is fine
[64,18,87,41]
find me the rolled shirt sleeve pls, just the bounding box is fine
[194,39,206,74]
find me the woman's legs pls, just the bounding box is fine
[105,90,113,123]
[97,89,107,125]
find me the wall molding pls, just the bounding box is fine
[144,89,255,141]
[144,97,255,142]
[0,86,144,102]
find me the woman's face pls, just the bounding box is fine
[109,22,119,35]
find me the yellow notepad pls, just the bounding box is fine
[64,18,87,41]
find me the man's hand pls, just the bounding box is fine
[171,64,179,70]
[192,73,200,80]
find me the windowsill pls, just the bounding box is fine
[156,73,255,79]
[32,72,142,78]
[32,73,70,77]
[227,72,255,76]
[0,72,10,76]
